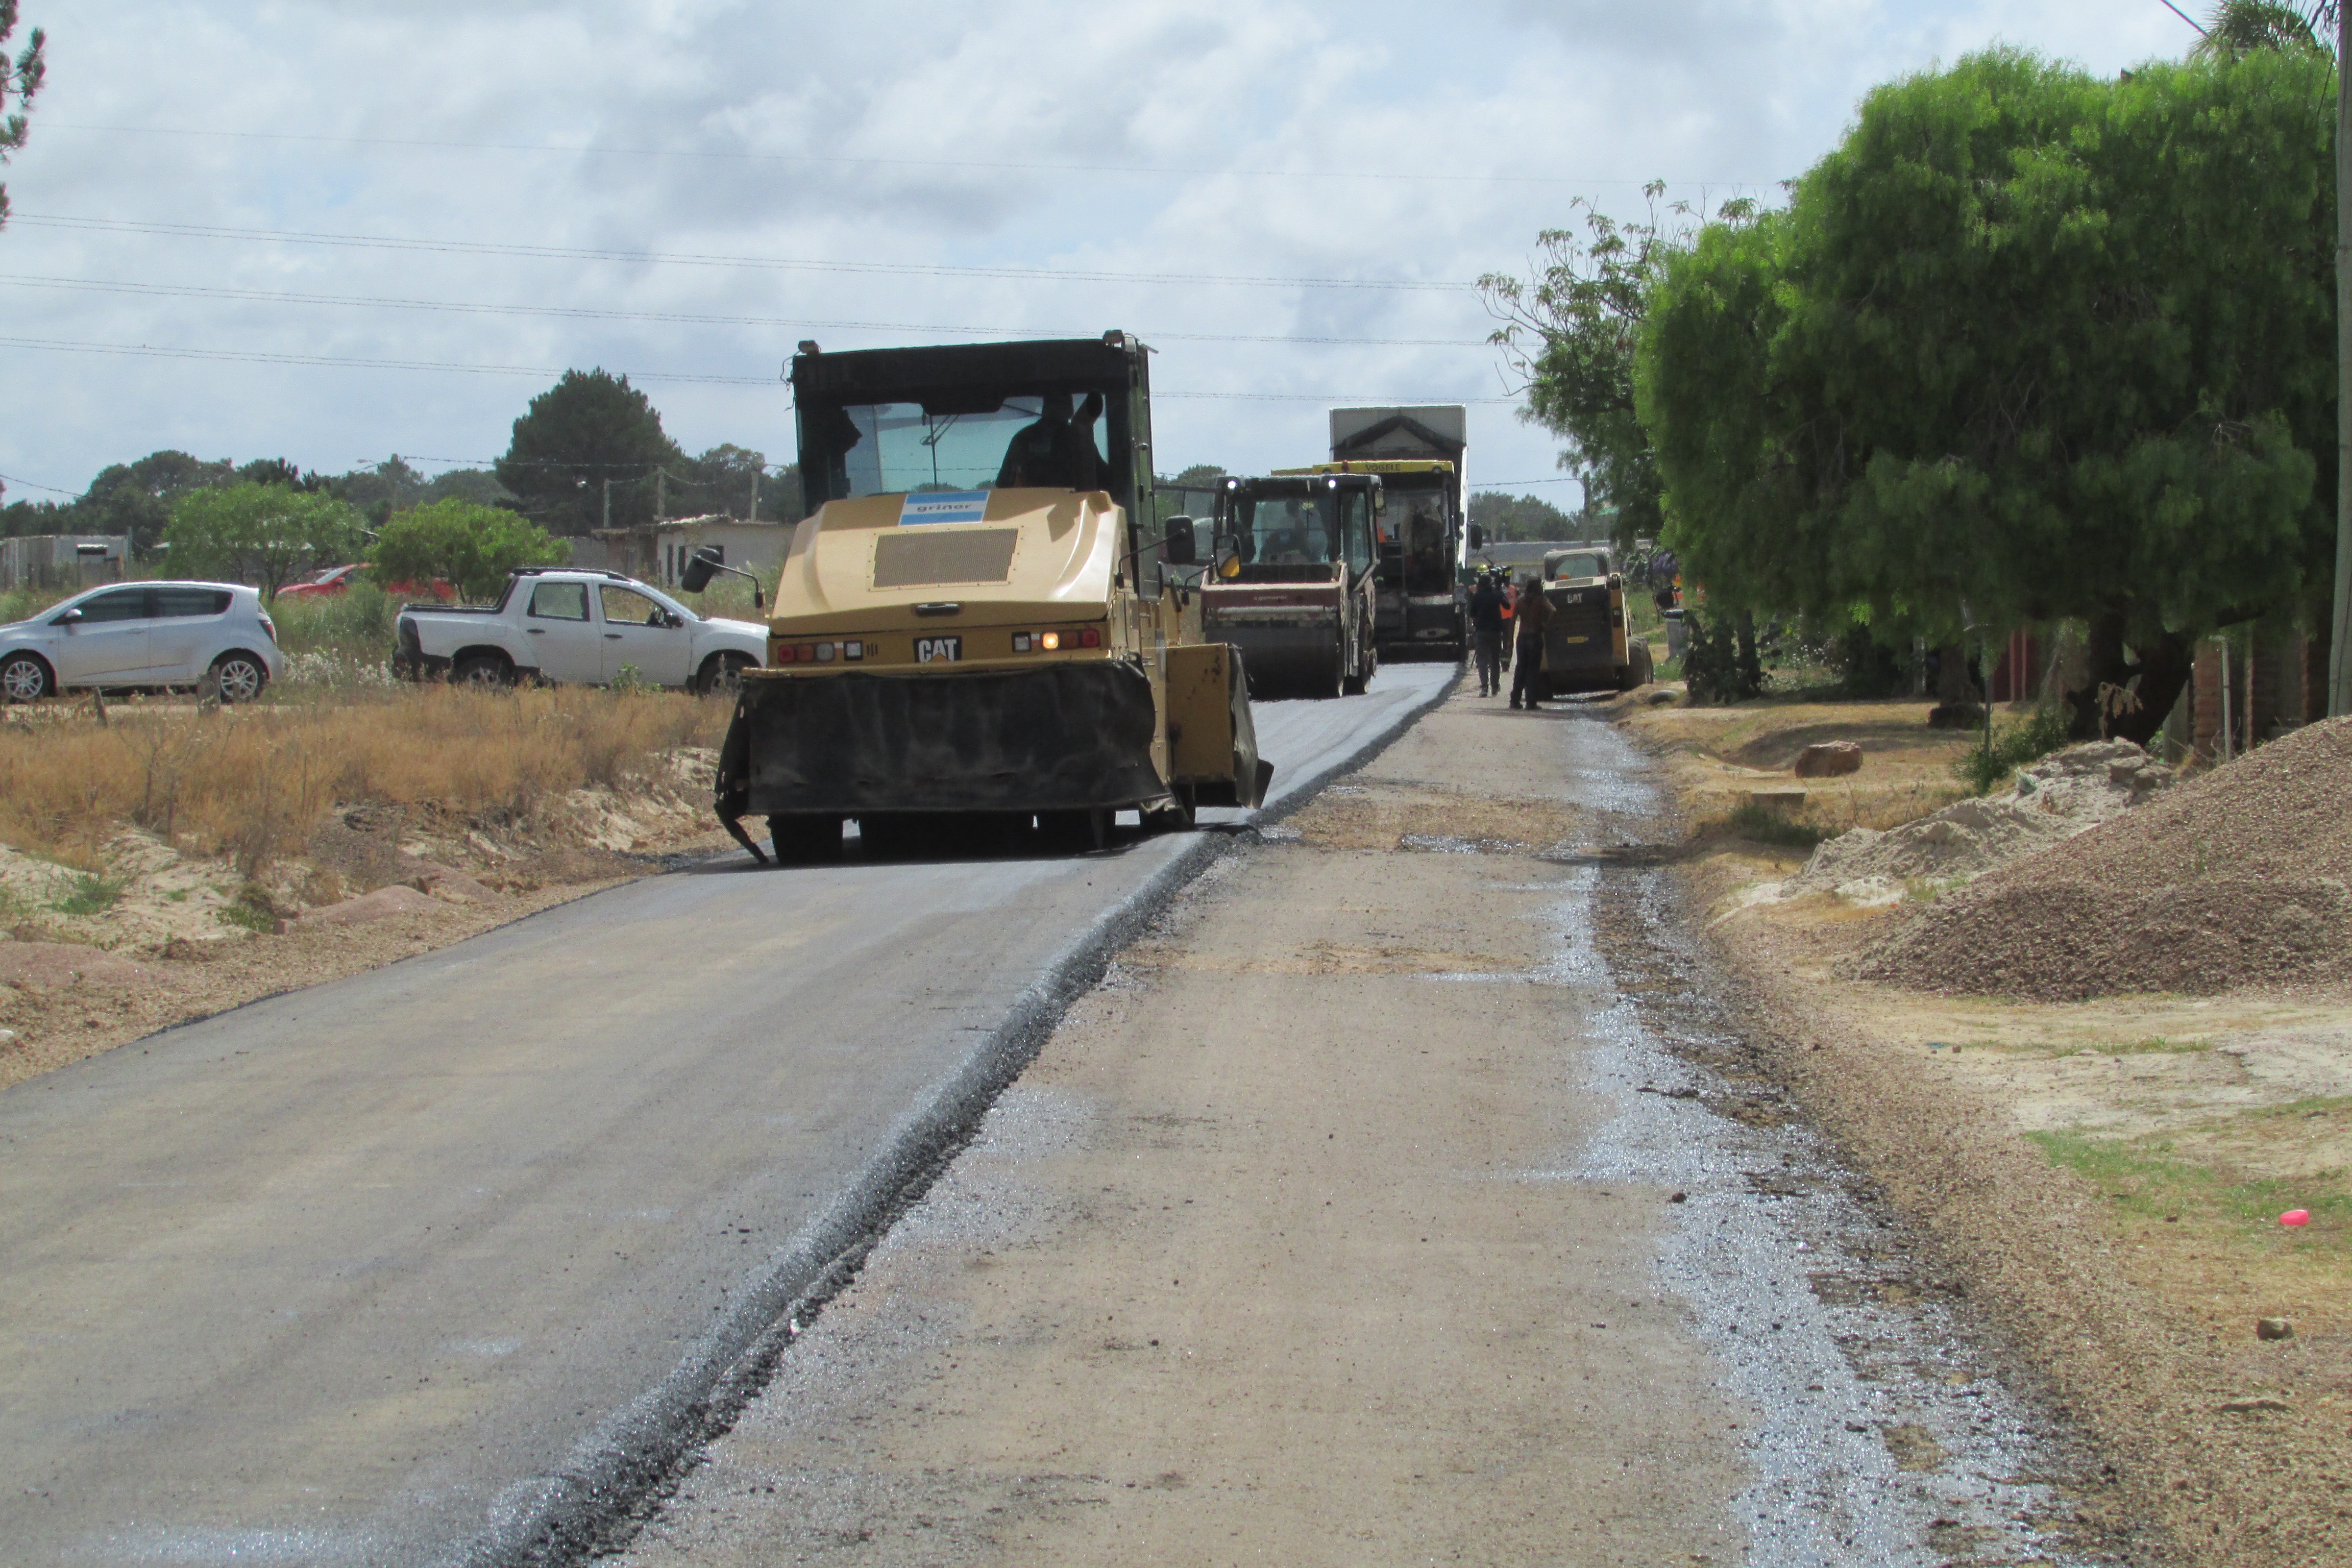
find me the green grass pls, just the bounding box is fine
[1721,801,1825,849]
[2042,1036,2217,1060]
[1953,703,2075,795]
[218,882,280,934]
[48,873,125,916]
[2027,1128,2352,1246]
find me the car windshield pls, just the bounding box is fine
[1549,552,1609,580]
[1231,495,1337,565]
[807,390,1115,500]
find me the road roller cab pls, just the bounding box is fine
[709,333,1273,863]
[1197,471,1382,700]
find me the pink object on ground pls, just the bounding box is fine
[2280,1210,2311,1227]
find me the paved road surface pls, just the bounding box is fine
[0,665,1453,1567]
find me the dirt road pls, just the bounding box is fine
[619,687,2100,1567]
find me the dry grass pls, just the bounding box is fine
[1622,696,1976,842]
[0,686,730,873]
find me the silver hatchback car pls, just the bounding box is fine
[0,581,286,703]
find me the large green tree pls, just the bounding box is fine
[163,484,364,599]
[1637,48,2338,743]
[496,370,684,535]
[366,499,565,603]
[0,1,44,230]
[71,451,236,552]
[1481,189,1754,552]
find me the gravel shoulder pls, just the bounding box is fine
[1640,705,2352,1568]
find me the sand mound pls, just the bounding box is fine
[1785,740,2172,903]
[1863,717,2352,999]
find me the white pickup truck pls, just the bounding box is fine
[393,568,767,693]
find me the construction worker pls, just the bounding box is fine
[1508,573,1550,709]
[1468,571,1507,697]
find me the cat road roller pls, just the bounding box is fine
[706,332,1275,864]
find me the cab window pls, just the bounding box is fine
[1341,491,1374,574]
[528,581,590,621]
[599,585,667,626]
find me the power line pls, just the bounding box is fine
[1,275,1489,348]
[0,334,1511,401]
[12,213,1471,292]
[0,471,80,496]
[0,336,770,384]
[2155,0,2209,35]
[44,121,1759,190]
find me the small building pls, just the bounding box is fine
[0,534,131,593]
[571,516,793,589]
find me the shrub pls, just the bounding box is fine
[368,501,567,603]
[1953,703,2074,795]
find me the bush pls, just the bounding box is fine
[1953,703,2074,795]
[270,580,397,668]
[164,485,364,598]
[368,501,567,603]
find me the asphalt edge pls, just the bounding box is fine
[459,666,1463,1568]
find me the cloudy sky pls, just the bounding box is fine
[1,0,2200,511]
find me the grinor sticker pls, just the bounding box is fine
[899,491,990,527]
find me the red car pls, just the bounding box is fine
[278,565,454,601]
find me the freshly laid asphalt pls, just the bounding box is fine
[0,663,1453,1568]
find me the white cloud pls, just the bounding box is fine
[1,0,2202,510]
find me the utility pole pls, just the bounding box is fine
[656,469,666,521]
[749,466,760,522]
[2332,0,2352,714]
[601,478,611,531]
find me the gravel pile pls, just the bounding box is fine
[1787,741,2172,902]
[1863,717,2352,1000]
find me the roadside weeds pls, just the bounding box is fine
[0,685,736,1092]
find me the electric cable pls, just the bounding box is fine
[0,334,1508,400]
[42,121,1760,190]
[11,213,1471,291]
[0,275,1489,348]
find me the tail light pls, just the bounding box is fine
[259,612,278,645]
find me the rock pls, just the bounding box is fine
[0,1028,16,1047]
[1794,740,1864,778]
[2220,1395,2291,1414]
[0,941,174,991]
[293,885,441,928]
[2256,1317,2295,1341]
[409,863,497,904]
